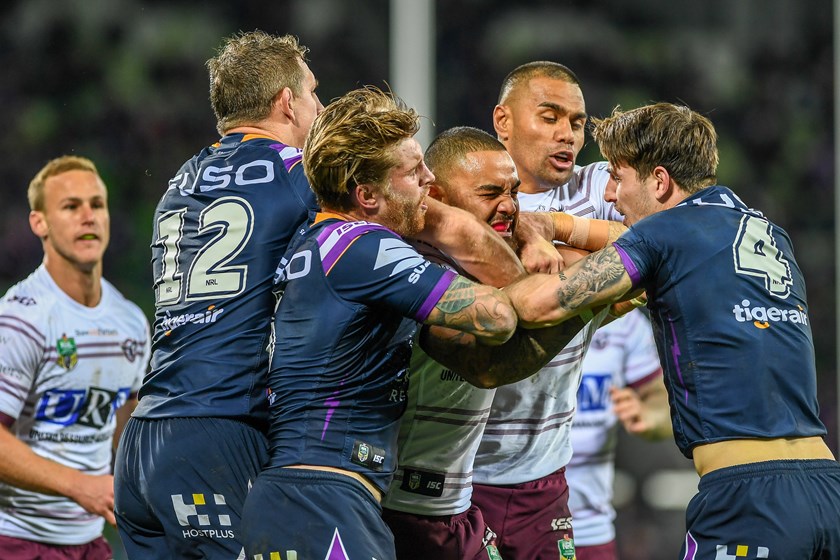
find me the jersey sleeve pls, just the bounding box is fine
[0,307,46,423]
[326,227,457,322]
[612,219,663,291]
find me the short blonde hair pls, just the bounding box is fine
[28,155,100,211]
[303,86,420,211]
[207,31,309,135]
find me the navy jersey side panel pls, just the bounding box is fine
[613,186,825,457]
[136,135,317,424]
[266,218,456,493]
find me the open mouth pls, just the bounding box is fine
[549,150,574,169]
[491,221,512,234]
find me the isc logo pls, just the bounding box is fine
[426,481,442,490]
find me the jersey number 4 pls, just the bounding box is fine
[732,214,793,298]
[154,196,254,305]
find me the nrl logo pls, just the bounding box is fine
[357,442,370,463]
[408,472,421,491]
[56,334,78,370]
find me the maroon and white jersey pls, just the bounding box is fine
[0,265,149,544]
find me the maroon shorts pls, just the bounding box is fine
[382,504,500,560]
[576,540,617,560]
[471,468,576,560]
[0,534,113,560]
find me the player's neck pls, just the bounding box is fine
[518,175,555,195]
[226,124,297,148]
[43,256,103,307]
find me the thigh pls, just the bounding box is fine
[242,468,395,560]
[576,541,617,560]
[474,471,575,560]
[114,417,268,559]
[382,505,500,560]
[681,460,840,560]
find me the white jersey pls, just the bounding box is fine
[566,310,661,546]
[473,162,621,485]
[0,265,149,545]
[384,241,496,516]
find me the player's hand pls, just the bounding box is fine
[518,235,565,274]
[67,472,117,526]
[610,386,651,436]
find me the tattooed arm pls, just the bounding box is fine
[504,245,634,329]
[423,275,518,346]
[420,319,587,388]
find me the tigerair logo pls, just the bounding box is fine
[732,299,808,329]
[171,493,235,540]
[161,305,224,336]
[373,238,428,283]
[715,544,769,559]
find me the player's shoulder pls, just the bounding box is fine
[100,279,150,330]
[0,267,59,327]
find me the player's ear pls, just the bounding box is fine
[493,105,511,141]
[354,183,378,209]
[275,87,295,121]
[427,183,447,203]
[29,210,48,240]
[652,166,672,200]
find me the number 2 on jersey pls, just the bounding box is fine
[732,214,793,298]
[155,196,254,305]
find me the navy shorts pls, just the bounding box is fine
[471,468,576,560]
[382,504,501,560]
[682,459,840,559]
[114,416,268,559]
[241,468,395,560]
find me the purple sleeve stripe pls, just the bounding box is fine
[612,243,641,289]
[283,154,303,173]
[318,222,384,274]
[626,367,664,390]
[0,316,45,345]
[415,270,457,321]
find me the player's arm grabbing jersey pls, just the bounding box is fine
[612,185,826,456]
[136,134,317,426]
[0,266,149,545]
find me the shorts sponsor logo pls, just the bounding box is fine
[171,493,235,540]
[557,535,575,560]
[732,299,808,329]
[715,544,769,559]
[56,334,78,370]
[550,517,573,531]
[252,552,299,560]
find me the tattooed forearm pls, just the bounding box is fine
[427,276,517,345]
[422,319,586,389]
[555,248,628,313]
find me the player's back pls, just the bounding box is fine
[135,134,317,426]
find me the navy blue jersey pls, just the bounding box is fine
[266,214,457,493]
[135,134,317,425]
[613,185,826,458]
